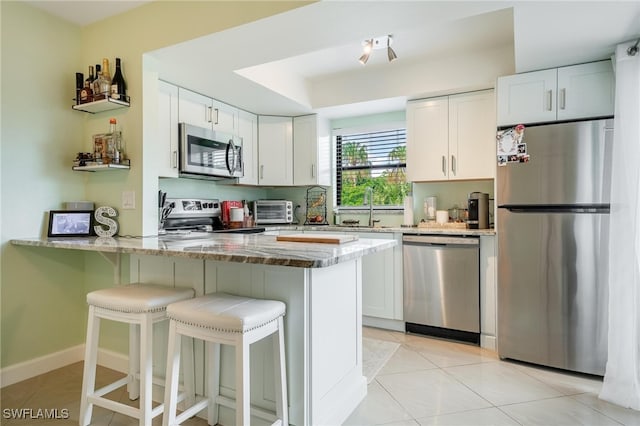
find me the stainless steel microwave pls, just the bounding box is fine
[179,122,243,179]
[252,200,294,224]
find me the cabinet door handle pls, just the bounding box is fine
[260,165,264,179]
[546,90,553,111]
[214,108,219,125]
[559,88,566,110]
[172,150,178,169]
[311,164,315,178]
[206,106,213,123]
[442,155,447,176]
[451,155,456,175]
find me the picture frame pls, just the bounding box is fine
[47,210,95,237]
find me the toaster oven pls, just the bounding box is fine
[252,200,293,224]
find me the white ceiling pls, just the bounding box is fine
[26,1,640,119]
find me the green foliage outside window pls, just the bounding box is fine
[338,137,410,206]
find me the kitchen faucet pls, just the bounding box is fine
[364,186,374,227]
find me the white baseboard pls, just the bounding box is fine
[363,316,405,332]
[1,345,85,388]
[481,334,497,351]
[97,348,129,374]
[0,346,130,388]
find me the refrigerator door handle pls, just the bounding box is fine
[498,204,610,213]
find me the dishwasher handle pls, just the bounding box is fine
[403,234,479,246]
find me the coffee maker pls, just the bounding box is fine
[467,192,489,229]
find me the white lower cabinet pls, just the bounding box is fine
[359,232,403,323]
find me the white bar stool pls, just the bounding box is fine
[163,292,288,426]
[80,284,195,426]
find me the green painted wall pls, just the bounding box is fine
[0,1,312,370]
[1,1,87,368]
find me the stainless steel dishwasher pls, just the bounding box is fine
[403,234,480,344]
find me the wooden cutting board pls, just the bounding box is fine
[276,233,359,244]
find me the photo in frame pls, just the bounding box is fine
[47,210,95,237]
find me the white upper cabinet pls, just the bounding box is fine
[258,115,293,186]
[237,110,258,185]
[448,90,496,180]
[293,114,331,186]
[556,61,615,121]
[497,60,614,126]
[178,87,238,134]
[157,80,179,178]
[496,69,557,126]
[406,96,449,182]
[407,90,496,182]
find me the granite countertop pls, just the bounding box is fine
[267,224,496,236]
[10,233,396,269]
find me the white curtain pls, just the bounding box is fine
[599,41,640,410]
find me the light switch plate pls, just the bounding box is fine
[122,191,135,209]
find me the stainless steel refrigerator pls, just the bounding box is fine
[497,119,613,376]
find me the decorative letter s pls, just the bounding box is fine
[94,206,119,237]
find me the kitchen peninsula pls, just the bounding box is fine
[11,233,396,426]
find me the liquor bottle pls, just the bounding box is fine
[110,58,126,101]
[92,64,101,97]
[79,79,93,104]
[75,72,84,105]
[107,118,123,164]
[85,66,94,88]
[95,59,111,100]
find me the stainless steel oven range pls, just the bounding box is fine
[160,198,264,236]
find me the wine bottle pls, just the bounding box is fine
[75,72,84,105]
[110,58,126,101]
[102,58,111,84]
[85,66,94,91]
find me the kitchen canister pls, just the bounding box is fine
[436,210,449,224]
[424,196,437,221]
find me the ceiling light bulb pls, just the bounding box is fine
[359,52,370,65]
[363,39,373,54]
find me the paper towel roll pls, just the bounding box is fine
[403,196,414,226]
[436,210,449,224]
[230,207,244,223]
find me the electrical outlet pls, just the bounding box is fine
[122,191,135,209]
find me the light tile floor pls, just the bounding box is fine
[345,327,640,426]
[1,327,639,426]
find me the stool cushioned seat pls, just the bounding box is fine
[87,284,195,313]
[167,292,286,332]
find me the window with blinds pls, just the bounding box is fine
[336,128,410,206]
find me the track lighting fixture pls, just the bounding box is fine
[358,35,397,64]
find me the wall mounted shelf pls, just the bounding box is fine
[72,160,130,172]
[72,97,130,114]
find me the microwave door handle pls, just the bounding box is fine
[225,139,235,174]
